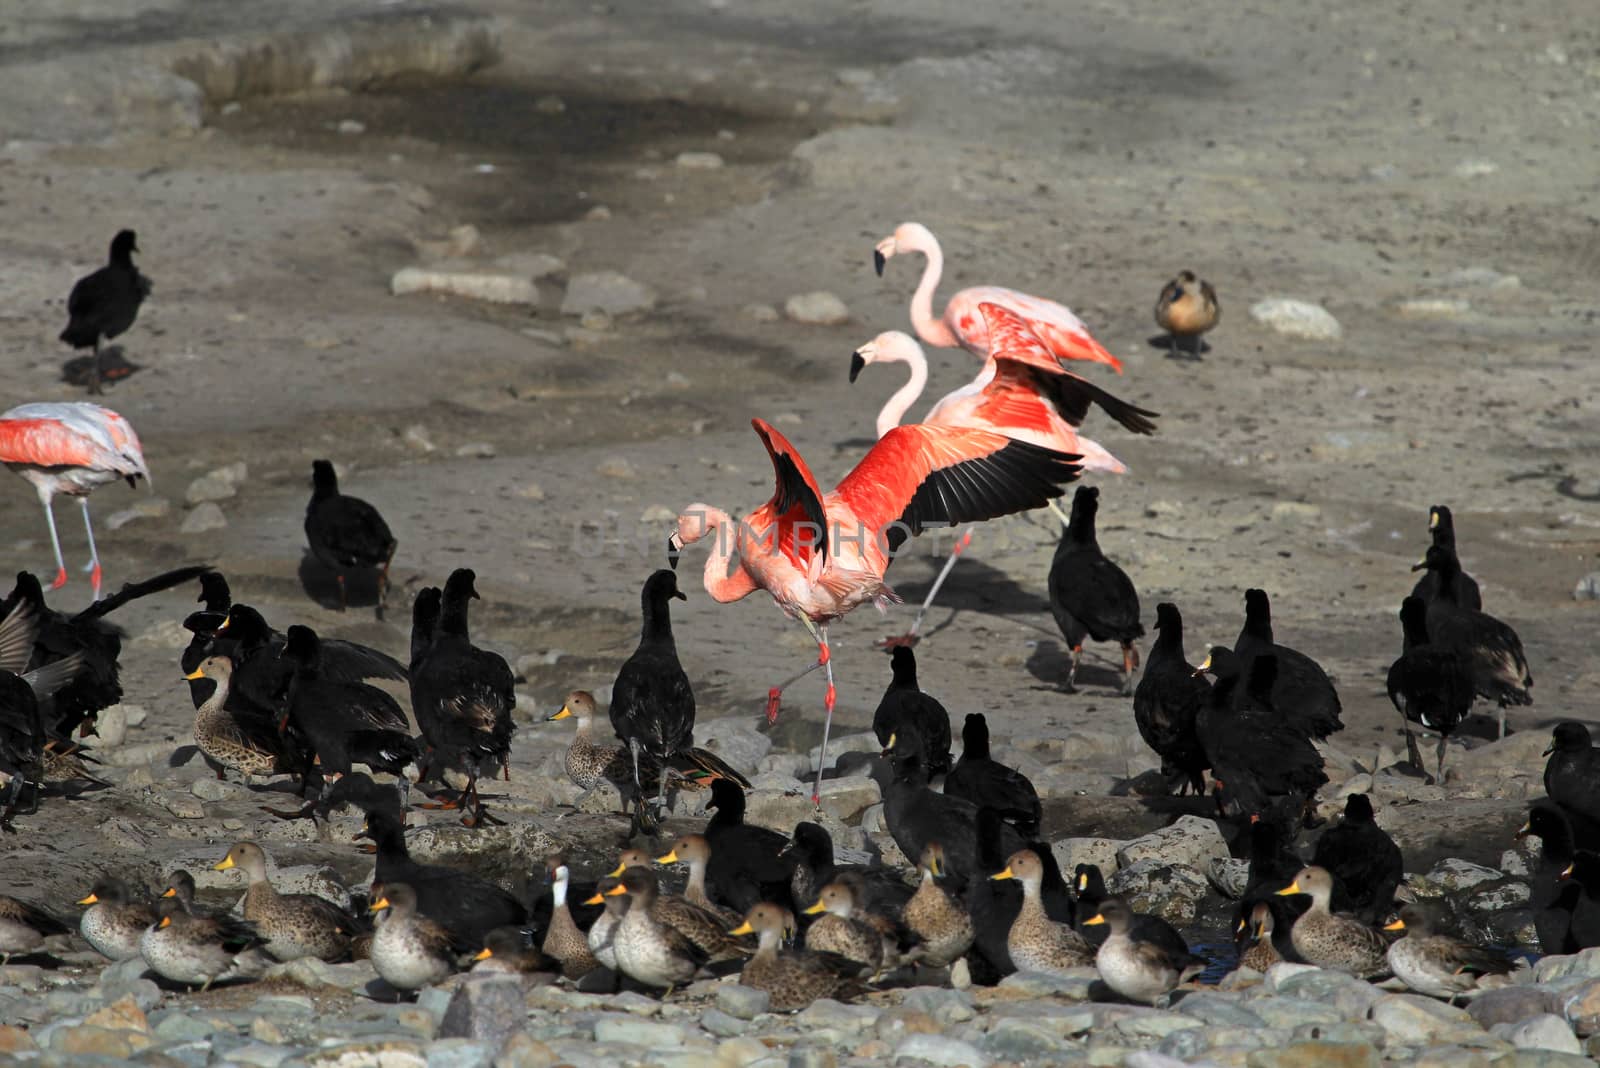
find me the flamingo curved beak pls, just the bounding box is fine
[873,249,887,276]
[667,532,683,570]
[849,352,866,383]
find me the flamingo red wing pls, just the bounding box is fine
[834,424,1083,555]
[978,304,1160,435]
[750,418,830,567]
[978,303,1073,375]
[0,419,104,468]
[967,362,1062,436]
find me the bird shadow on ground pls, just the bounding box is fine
[297,551,385,616]
[59,345,142,390]
[1024,638,1127,693]
[1145,333,1210,359]
[889,556,1051,618]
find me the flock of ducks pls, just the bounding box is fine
[0,220,1586,1026]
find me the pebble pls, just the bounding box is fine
[676,151,725,169]
[1499,1015,1582,1054]
[1248,298,1343,340]
[106,496,171,530]
[592,1016,685,1046]
[562,271,658,317]
[742,303,781,322]
[715,983,770,1020]
[454,442,497,458]
[338,119,366,134]
[1394,298,1472,318]
[784,291,850,325]
[185,462,248,503]
[180,501,228,533]
[405,424,438,453]
[1453,159,1499,178]
[1573,572,1600,601]
[894,1033,989,1066]
[1116,815,1228,871]
[392,266,539,305]
[596,457,637,479]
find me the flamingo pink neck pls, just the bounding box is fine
[908,239,959,349]
[694,507,760,603]
[875,347,929,438]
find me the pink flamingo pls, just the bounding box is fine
[0,402,150,600]
[669,417,1082,802]
[874,221,1123,373]
[851,303,1158,645]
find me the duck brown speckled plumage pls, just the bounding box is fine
[991,849,1094,975]
[369,882,455,991]
[1235,901,1284,973]
[731,902,869,1012]
[214,841,355,962]
[1275,866,1388,978]
[802,880,886,978]
[77,877,157,961]
[140,896,267,991]
[1082,896,1205,1005]
[657,834,742,926]
[185,655,297,783]
[541,857,599,979]
[1384,900,1514,999]
[903,842,974,968]
[607,868,707,991]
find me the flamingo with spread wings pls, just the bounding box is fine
[851,303,1159,645]
[0,403,149,600]
[669,417,1083,802]
[874,221,1122,373]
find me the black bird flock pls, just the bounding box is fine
[0,219,1586,1036]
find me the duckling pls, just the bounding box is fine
[368,882,455,992]
[540,857,600,979]
[1412,544,1531,738]
[473,927,549,975]
[1235,901,1285,972]
[77,877,157,961]
[582,876,628,971]
[1048,486,1143,694]
[903,843,974,968]
[1234,589,1343,741]
[214,842,355,961]
[802,880,885,978]
[990,849,1094,975]
[1133,602,1212,796]
[942,713,1042,838]
[1154,270,1219,358]
[1384,901,1513,999]
[657,834,742,926]
[140,897,266,991]
[731,902,869,1012]
[304,459,397,616]
[1518,803,1585,955]
[1542,723,1600,832]
[607,868,707,991]
[1388,596,1474,781]
[1309,794,1404,924]
[1409,505,1482,611]
[1275,866,1388,978]
[184,655,296,784]
[1082,897,1206,1004]
[0,895,68,964]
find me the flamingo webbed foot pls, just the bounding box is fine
[764,688,782,726]
[875,633,920,650]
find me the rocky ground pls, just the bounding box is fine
[2,0,1600,1064]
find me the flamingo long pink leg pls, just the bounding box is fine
[79,499,103,599]
[35,487,69,590]
[811,625,835,807]
[878,526,975,650]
